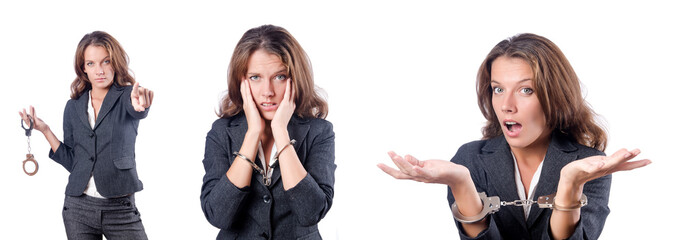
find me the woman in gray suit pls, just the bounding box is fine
[379,33,650,239]
[20,31,153,240]
[201,25,335,239]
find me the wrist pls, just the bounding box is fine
[556,178,584,206]
[271,122,288,133]
[38,125,51,134]
[272,125,288,137]
[245,129,261,139]
[447,167,473,192]
[273,129,290,146]
[557,171,584,192]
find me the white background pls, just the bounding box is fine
[1,1,679,239]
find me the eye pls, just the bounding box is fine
[520,88,534,95]
[103,60,110,64]
[275,74,288,81]
[248,75,260,81]
[492,86,503,94]
[86,62,93,66]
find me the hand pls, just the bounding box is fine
[131,82,154,112]
[378,151,471,186]
[559,148,651,187]
[380,151,486,231]
[241,79,265,135]
[19,106,49,133]
[271,78,296,134]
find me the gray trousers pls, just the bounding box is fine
[62,194,148,240]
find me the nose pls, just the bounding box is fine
[95,65,104,75]
[500,92,517,113]
[262,80,274,97]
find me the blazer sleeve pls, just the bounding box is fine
[123,85,150,119]
[48,101,76,172]
[543,163,611,239]
[448,142,504,240]
[200,121,251,229]
[282,120,336,227]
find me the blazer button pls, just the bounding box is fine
[89,132,94,138]
[260,232,269,239]
[263,195,271,203]
[89,157,94,161]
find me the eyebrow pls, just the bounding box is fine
[247,68,288,76]
[491,79,532,84]
[84,56,110,63]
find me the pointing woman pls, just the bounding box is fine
[20,31,153,240]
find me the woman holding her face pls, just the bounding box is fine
[19,31,153,239]
[201,25,335,239]
[378,33,650,239]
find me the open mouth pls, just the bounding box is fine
[504,121,522,133]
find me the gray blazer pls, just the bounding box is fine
[449,133,610,240]
[201,113,335,240]
[49,83,149,198]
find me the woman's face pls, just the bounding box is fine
[83,45,115,91]
[490,56,551,150]
[245,49,289,121]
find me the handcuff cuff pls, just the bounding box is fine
[451,192,588,223]
[233,139,296,186]
[21,115,39,176]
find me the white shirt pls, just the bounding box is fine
[256,141,278,181]
[83,91,105,199]
[511,151,544,219]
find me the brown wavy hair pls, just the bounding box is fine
[219,25,328,119]
[476,33,607,151]
[71,31,135,99]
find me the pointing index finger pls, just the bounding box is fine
[132,82,139,97]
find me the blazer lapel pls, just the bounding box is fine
[269,117,310,188]
[93,85,124,130]
[75,92,91,129]
[526,133,579,227]
[478,136,528,228]
[226,115,248,163]
[224,114,271,188]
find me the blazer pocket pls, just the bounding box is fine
[113,156,136,170]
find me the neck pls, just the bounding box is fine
[260,120,274,144]
[510,134,551,165]
[91,86,109,100]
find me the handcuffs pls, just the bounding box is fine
[21,115,39,176]
[233,139,296,186]
[451,192,588,223]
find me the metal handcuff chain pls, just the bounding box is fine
[21,115,39,176]
[451,192,588,223]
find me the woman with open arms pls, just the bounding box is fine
[378,33,650,239]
